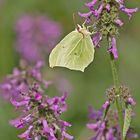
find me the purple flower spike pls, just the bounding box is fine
[9,81,73,140]
[10,99,29,109]
[108,37,118,59]
[120,5,138,19]
[0,61,51,101]
[9,119,25,129]
[93,122,106,140]
[79,0,137,58]
[0,61,73,139]
[42,119,57,139]
[15,15,62,63]
[115,19,124,27]
[87,104,138,140]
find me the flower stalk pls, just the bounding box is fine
[110,54,124,139]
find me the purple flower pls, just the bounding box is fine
[62,131,73,140]
[0,61,70,140]
[79,2,104,22]
[78,11,93,23]
[127,133,138,139]
[127,96,136,106]
[87,121,101,131]
[115,19,124,27]
[18,125,33,139]
[108,37,118,59]
[85,0,97,10]
[15,15,62,63]
[92,32,102,48]
[10,114,33,129]
[88,106,102,120]
[102,100,110,109]
[106,128,117,140]
[120,5,138,19]
[93,4,104,18]
[42,119,57,139]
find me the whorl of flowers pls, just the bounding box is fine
[0,61,73,140]
[105,86,136,107]
[10,83,73,140]
[87,107,138,140]
[79,0,138,59]
[15,15,62,63]
[87,86,138,140]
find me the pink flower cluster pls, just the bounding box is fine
[87,105,138,140]
[10,83,73,140]
[0,61,73,140]
[79,0,138,59]
[16,15,62,63]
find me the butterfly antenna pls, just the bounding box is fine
[73,13,82,33]
[73,13,76,28]
[73,13,79,29]
[73,13,84,37]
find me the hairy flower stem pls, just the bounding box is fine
[110,55,124,139]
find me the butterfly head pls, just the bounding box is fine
[76,24,91,37]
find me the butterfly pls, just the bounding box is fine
[49,25,95,72]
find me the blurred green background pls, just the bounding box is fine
[0,0,140,139]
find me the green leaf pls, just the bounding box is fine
[123,104,132,140]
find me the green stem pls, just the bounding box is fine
[41,137,47,140]
[110,56,119,88]
[110,55,124,139]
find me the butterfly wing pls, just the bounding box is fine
[49,30,95,72]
